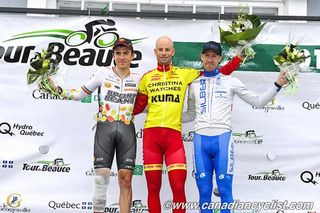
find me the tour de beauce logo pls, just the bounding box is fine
[2,19,145,66]
[0,122,44,137]
[232,130,263,145]
[0,193,31,212]
[251,98,285,113]
[248,169,286,181]
[105,200,149,213]
[22,158,71,173]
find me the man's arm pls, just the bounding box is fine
[50,67,105,100]
[182,85,196,122]
[133,74,148,115]
[133,92,148,115]
[232,72,288,107]
[219,56,243,75]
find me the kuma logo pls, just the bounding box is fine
[1,19,144,67]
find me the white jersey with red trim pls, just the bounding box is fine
[62,66,140,125]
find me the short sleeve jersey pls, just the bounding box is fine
[138,66,199,131]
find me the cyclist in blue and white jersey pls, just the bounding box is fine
[183,41,288,213]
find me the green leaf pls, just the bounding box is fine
[245,14,262,28]
[221,22,266,46]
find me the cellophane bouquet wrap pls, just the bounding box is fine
[273,44,310,95]
[27,46,61,96]
[219,12,266,63]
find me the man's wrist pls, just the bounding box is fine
[274,82,282,91]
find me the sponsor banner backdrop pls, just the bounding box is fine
[0,15,320,213]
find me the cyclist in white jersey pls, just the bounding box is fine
[183,41,288,213]
[51,38,140,213]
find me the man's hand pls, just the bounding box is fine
[276,71,289,86]
[39,77,62,96]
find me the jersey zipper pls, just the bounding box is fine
[162,65,166,127]
[118,76,123,121]
[209,77,214,127]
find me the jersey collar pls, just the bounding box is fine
[204,68,220,77]
[157,63,172,72]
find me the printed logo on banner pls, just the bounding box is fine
[32,89,64,100]
[85,168,118,177]
[1,19,144,67]
[182,131,195,143]
[0,193,31,212]
[252,98,285,113]
[133,165,143,176]
[233,130,263,145]
[300,170,320,186]
[22,158,71,173]
[81,95,92,103]
[135,129,143,139]
[248,169,286,181]
[32,89,96,103]
[302,101,320,110]
[105,200,149,213]
[0,121,44,137]
[162,169,168,175]
[48,200,92,211]
[0,160,14,169]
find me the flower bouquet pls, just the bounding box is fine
[273,43,310,94]
[27,46,61,96]
[219,12,266,63]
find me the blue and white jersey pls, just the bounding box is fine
[183,69,280,132]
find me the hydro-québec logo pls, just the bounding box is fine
[1,19,144,67]
[22,158,71,173]
[0,122,44,137]
[232,130,263,145]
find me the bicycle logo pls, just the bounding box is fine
[65,19,119,48]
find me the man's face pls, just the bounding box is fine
[154,39,175,65]
[113,46,134,69]
[201,50,222,71]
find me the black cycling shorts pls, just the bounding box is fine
[94,121,136,171]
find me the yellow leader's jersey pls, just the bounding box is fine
[138,66,200,132]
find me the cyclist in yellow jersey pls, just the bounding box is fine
[133,36,242,213]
